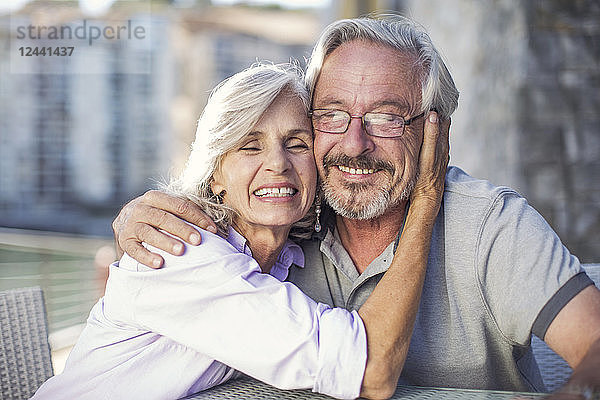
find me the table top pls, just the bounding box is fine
[183,377,547,399]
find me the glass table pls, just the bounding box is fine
[184,377,547,399]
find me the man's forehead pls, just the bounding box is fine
[323,40,419,69]
[316,41,422,84]
[313,41,422,110]
[313,94,413,112]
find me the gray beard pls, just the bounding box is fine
[321,179,415,220]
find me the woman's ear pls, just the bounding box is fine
[210,174,226,200]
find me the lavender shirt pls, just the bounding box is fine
[32,227,366,400]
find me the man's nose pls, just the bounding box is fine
[339,117,376,157]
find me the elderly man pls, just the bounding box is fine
[113,15,600,398]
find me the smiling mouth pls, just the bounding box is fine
[337,165,377,175]
[253,187,298,197]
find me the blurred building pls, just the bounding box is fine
[0,4,173,235]
[0,2,319,236]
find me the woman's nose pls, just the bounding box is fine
[264,146,291,173]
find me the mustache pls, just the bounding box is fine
[323,153,395,175]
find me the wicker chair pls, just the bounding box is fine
[531,263,600,392]
[0,287,53,400]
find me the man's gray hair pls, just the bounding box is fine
[306,14,459,120]
[166,62,313,238]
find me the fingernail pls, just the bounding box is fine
[152,258,162,267]
[189,233,201,245]
[429,112,438,124]
[173,243,183,253]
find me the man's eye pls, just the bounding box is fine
[320,112,341,120]
[368,113,401,124]
[317,111,345,123]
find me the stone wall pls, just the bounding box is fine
[406,0,599,262]
[521,1,600,261]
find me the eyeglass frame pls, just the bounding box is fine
[308,108,426,138]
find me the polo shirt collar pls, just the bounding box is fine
[315,203,408,282]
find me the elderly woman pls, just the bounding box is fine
[33,63,447,400]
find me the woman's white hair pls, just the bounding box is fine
[305,14,459,120]
[166,62,313,238]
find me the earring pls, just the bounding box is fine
[314,196,322,233]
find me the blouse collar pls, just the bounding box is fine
[226,226,304,282]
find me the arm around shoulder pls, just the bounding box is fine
[112,190,217,268]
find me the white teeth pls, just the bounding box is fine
[337,165,376,175]
[254,187,297,197]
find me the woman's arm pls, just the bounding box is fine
[107,236,366,400]
[358,111,450,399]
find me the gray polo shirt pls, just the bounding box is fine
[288,166,593,392]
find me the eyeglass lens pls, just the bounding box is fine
[311,110,406,137]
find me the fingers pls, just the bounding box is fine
[114,204,190,268]
[123,238,165,269]
[132,217,187,255]
[422,111,450,170]
[418,110,449,180]
[411,111,449,209]
[134,200,202,247]
[112,190,218,269]
[420,111,441,171]
[142,190,218,236]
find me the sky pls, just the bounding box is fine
[0,0,117,14]
[0,0,331,14]
[211,0,330,8]
[0,0,31,14]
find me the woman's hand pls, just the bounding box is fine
[112,190,218,268]
[410,111,451,218]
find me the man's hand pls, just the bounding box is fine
[112,190,218,268]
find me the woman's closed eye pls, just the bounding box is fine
[286,137,310,151]
[239,140,262,152]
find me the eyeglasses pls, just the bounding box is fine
[308,109,425,138]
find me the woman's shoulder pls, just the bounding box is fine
[159,225,244,264]
[119,224,249,273]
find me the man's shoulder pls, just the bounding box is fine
[444,166,522,205]
[440,166,528,235]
